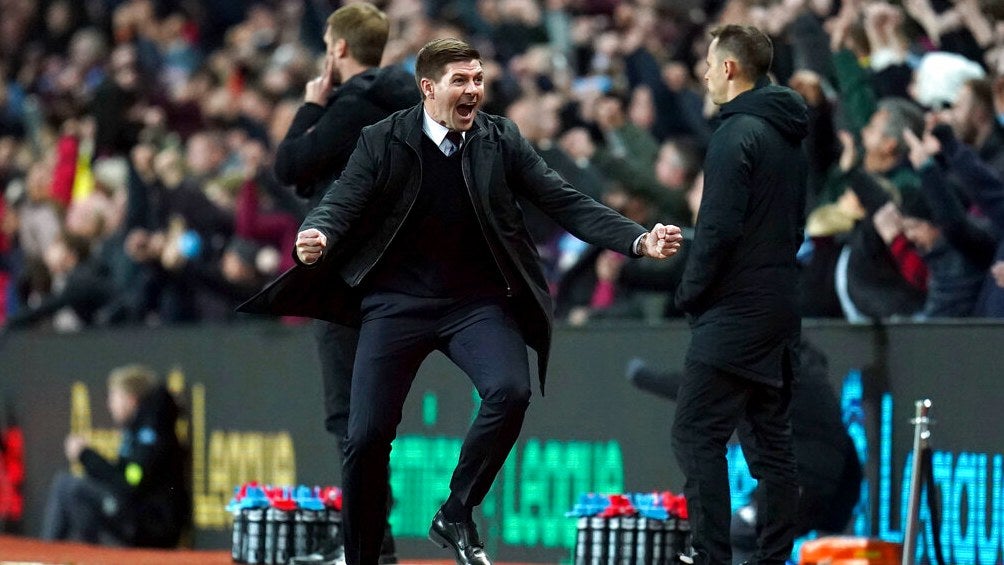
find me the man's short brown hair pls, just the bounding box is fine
[326,2,389,68]
[710,24,773,82]
[414,38,481,97]
[108,364,157,399]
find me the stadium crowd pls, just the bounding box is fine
[1,0,1004,332]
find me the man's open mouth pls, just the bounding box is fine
[457,102,476,118]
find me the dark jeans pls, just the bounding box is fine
[41,472,123,545]
[341,293,531,565]
[671,358,799,565]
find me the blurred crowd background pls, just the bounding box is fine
[1,0,1004,332]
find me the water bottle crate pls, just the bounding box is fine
[228,483,342,564]
[574,515,691,565]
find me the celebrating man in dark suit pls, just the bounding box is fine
[673,25,808,565]
[243,37,682,565]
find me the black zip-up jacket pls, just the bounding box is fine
[241,104,648,392]
[675,83,808,386]
[273,65,420,209]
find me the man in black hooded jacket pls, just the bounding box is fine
[272,4,419,563]
[672,24,808,565]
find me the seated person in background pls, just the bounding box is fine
[41,364,188,547]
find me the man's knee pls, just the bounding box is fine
[51,471,80,496]
[481,381,531,413]
[343,426,394,463]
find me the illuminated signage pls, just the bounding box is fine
[725,369,1004,565]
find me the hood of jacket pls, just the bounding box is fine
[719,82,809,143]
[342,65,419,114]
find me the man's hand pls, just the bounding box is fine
[991,261,1004,288]
[639,223,683,259]
[903,125,940,170]
[873,201,904,244]
[837,130,857,172]
[296,228,327,264]
[305,57,335,106]
[65,434,88,463]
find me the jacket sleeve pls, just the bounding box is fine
[298,131,382,260]
[917,159,998,269]
[78,448,125,490]
[674,124,752,313]
[503,122,645,256]
[935,126,1004,232]
[842,167,891,215]
[832,49,877,135]
[273,97,385,196]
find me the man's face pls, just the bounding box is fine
[108,387,139,426]
[704,39,729,105]
[944,85,980,146]
[861,109,892,158]
[422,59,484,131]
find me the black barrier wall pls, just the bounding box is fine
[1,320,1002,563]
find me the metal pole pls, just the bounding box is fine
[902,399,932,565]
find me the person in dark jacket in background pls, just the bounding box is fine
[271,4,419,564]
[2,231,112,331]
[41,364,187,547]
[672,24,808,565]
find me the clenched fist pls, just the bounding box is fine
[296,228,327,265]
[639,223,684,259]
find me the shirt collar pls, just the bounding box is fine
[422,108,465,146]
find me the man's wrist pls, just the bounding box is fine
[633,233,647,256]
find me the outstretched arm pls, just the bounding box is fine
[504,121,682,258]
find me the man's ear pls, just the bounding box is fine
[723,59,739,81]
[420,77,434,99]
[882,137,900,158]
[334,38,348,59]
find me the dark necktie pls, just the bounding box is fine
[442,130,463,156]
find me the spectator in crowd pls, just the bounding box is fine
[2,230,111,331]
[40,364,188,547]
[901,121,996,318]
[830,99,928,321]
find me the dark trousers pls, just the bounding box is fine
[41,472,122,545]
[342,293,531,565]
[315,320,395,554]
[671,358,799,565]
[314,320,359,448]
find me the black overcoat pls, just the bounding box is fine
[241,104,648,392]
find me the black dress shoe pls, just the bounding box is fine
[428,509,492,565]
[288,541,345,565]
